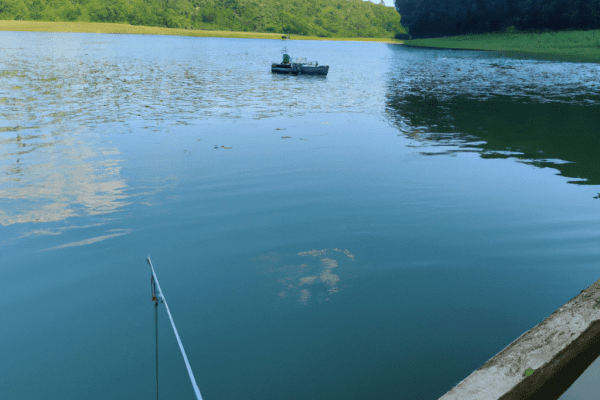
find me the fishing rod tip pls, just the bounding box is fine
[146,255,151,266]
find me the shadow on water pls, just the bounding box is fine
[386,45,600,191]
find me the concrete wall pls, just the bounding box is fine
[439,278,600,400]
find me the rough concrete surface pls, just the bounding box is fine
[439,278,600,400]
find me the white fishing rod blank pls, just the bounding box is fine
[146,256,203,400]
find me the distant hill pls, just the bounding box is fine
[0,0,405,38]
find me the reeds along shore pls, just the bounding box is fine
[404,30,600,63]
[0,20,402,43]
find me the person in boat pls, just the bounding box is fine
[282,54,291,64]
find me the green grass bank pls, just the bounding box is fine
[404,30,600,63]
[0,20,403,43]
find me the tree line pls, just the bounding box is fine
[395,0,600,38]
[0,0,405,38]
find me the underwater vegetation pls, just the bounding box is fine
[255,248,356,305]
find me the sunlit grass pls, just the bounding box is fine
[0,20,402,43]
[405,30,600,63]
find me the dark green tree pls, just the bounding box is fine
[395,0,600,38]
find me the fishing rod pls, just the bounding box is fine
[153,291,159,400]
[147,256,203,400]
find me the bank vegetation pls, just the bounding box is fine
[0,20,403,42]
[404,30,600,63]
[0,0,405,38]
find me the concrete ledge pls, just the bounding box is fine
[440,278,600,400]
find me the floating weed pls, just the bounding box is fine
[0,70,18,77]
[0,126,23,132]
[523,368,535,377]
[11,86,22,90]
[40,77,58,82]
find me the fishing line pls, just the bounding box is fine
[147,256,203,400]
[151,272,159,399]
[154,298,159,400]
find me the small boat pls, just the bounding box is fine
[271,54,329,76]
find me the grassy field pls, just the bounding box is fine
[0,20,403,43]
[404,30,600,63]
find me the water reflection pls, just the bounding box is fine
[3,33,600,232]
[0,127,128,226]
[2,32,392,131]
[386,47,600,189]
[40,228,132,251]
[0,32,393,230]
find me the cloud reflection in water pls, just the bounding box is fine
[0,131,128,226]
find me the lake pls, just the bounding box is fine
[1,31,599,400]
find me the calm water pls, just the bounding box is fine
[2,32,600,400]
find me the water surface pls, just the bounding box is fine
[1,32,599,399]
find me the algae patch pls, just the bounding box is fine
[254,248,356,305]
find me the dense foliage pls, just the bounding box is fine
[395,0,600,38]
[0,0,405,38]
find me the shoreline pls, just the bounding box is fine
[403,30,600,63]
[0,20,402,44]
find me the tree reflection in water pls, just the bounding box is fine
[385,55,600,191]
